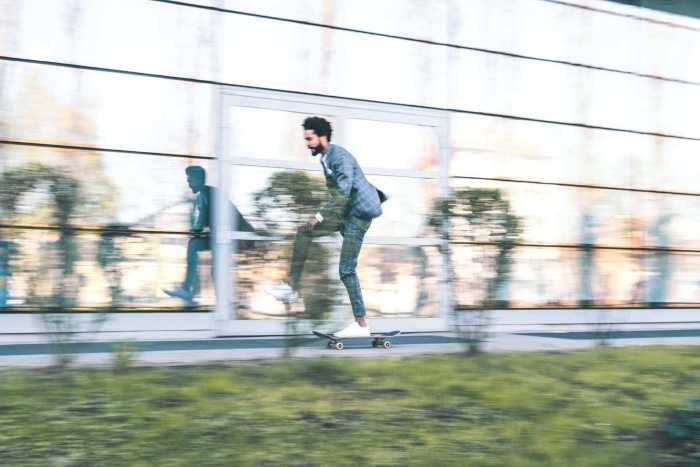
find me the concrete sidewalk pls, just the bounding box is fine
[0,329,698,368]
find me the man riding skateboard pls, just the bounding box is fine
[266,116,387,338]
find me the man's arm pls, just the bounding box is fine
[315,154,353,224]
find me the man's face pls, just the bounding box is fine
[304,129,326,156]
[187,174,205,193]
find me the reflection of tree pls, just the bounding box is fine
[579,211,595,307]
[250,171,339,321]
[97,224,129,307]
[0,163,81,307]
[648,214,671,307]
[253,171,328,234]
[431,188,521,307]
[1,62,117,309]
[430,188,521,353]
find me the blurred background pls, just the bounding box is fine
[1,0,699,334]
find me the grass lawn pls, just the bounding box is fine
[1,346,698,466]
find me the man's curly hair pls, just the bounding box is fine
[302,116,332,142]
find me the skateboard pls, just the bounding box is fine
[312,330,401,350]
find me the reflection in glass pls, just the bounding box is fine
[452,245,700,308]
[655,253,700,306]
[358,245,441,317]
[343,119,439,172]
[228,108,441,172]
[161,165,256,305]
[234,240,339,320]
[1,229,214,309]
[229,107,337,161]
[235,241,441,319]
[645,193,700,250]
[231,166,438,238]
[0,148,215,232]
[231,164,441,319]
[449,178,657,248]
[0,152,229,310]
[0,239,11,307]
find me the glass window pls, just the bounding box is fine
[656,253,700,306]
[451,245,579,308]
[358,245,442,317]
[234,241,442,319]
[229,107,338,162]
[648,139,700,194]
[229,166,439,238]
[449,178,650,248]
[0,229,215,309]
[0,148,215,232]
[343,119,440,172]
[0,62,215,156]
[644,193,700,250]
[450,245,694,309]
[449,114,656,191]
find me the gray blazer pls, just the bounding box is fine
[318,144,387,222]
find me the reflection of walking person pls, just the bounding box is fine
[164,166,255,305]
[266,117,387,337]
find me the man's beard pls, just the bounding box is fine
[310,144,323,156]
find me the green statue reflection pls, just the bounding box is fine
[164,166,255,305]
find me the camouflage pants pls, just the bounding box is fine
[289,216,372,318]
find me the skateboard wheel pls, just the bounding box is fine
[383,341,392,349]
[371,340,378,348]
[335,342,344,350]
[327,342,334,349]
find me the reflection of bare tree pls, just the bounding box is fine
[97,224,130,307]
[412,245,430,313]
[430,188,521,353]
[579,211,596,307]
[648,214,672,307]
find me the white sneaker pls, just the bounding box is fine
[264,281,299,304]
[334,321,371,338]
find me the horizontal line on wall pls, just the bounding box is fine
[1,55,699,143]
[1,304,698,313]
[150,0,700,86]
[0,306,212,314]
[455,305,700,310]
[228,156,440,179]
[0,224,696,254]
[0,139,215,160]
[450,240,700,254]
[450,175,700,197]
[0,224,193,236]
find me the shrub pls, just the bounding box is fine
[652,398,700,466]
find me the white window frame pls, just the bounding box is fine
[216,85,451,336]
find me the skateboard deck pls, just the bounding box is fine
[313,330,401,350]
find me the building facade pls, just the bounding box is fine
[1,0,699,336]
